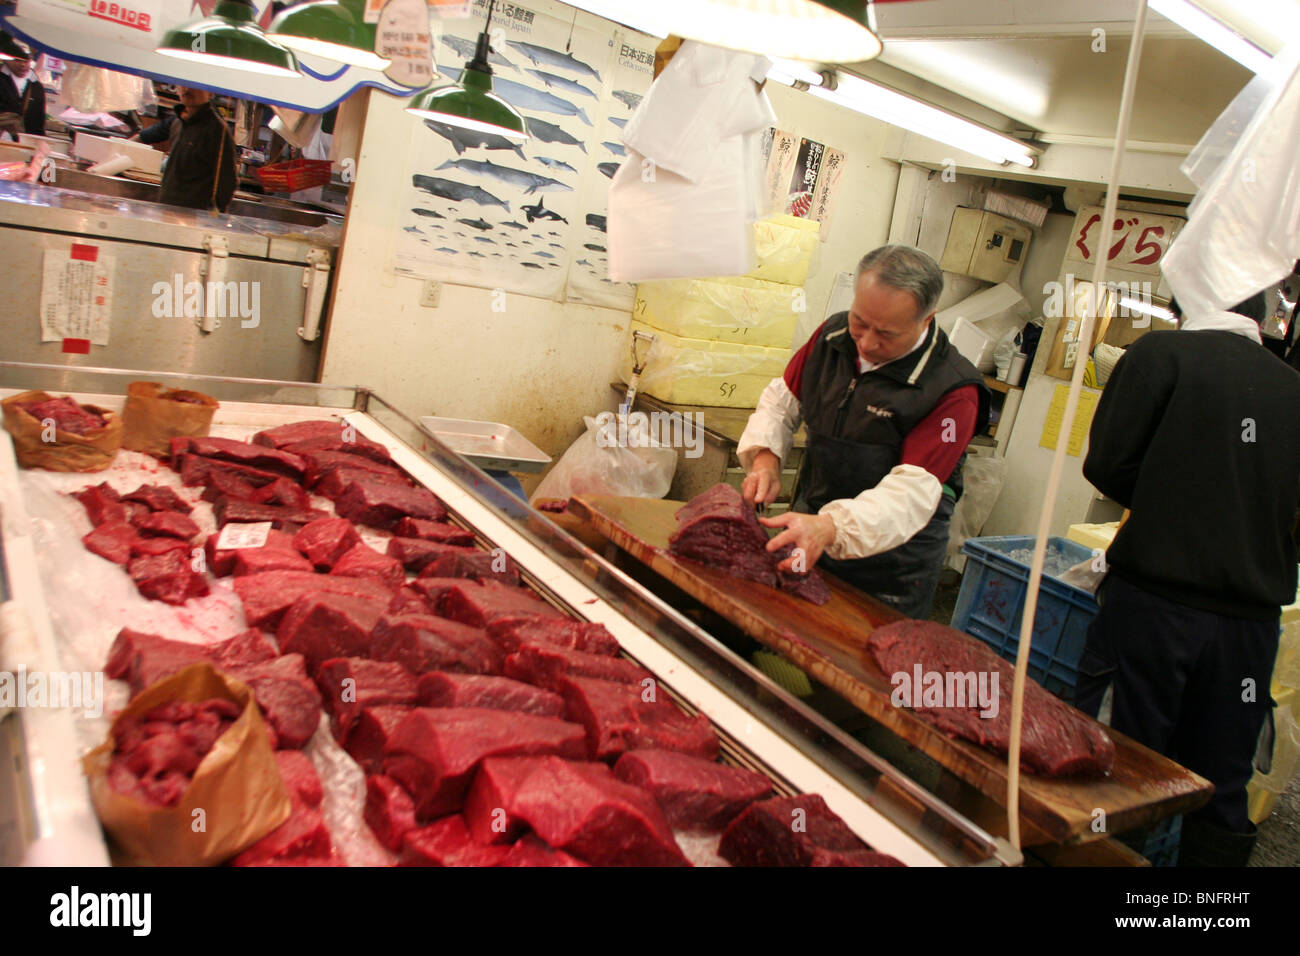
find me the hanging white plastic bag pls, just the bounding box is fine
[531,415,677,502]
[945,455,1006,572]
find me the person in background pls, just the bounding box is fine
[158,86,236,212]
[131,103,184,150]
[0,48,45,141]
[1078,291,1300,866]
[738,245,989,619]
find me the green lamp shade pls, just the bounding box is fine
[406,66,528,142]
[268,0,389,71]
[0,32,28,62]
[157,0,300,78]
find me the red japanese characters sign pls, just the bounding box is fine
[1064,205,1185,276]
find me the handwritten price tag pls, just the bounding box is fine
[215,522,273,550]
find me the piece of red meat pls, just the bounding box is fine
[301,450,407,489]
[211,629,280,669]
[497,836,588,867]
[504,643,650,693]
[131,510,200,540]
[386,537,474,574]
[314,465,411,500]
[292,517,363,570]
[72,483,127,526]
[398,815,510,867]
[283,434,393,465]
[370,613,501,675]
[387,585,435,617]
[463,756,549,844]
[381,707,586,819]
[342,705,412,773]
[404,577,466,614]
[414,547,521,586]
[392,517,474,546]
[173,436,306,480]
[274,750,323,809]
[130,536,190,558]
[718,793,904,867]
[127,549,190,583]
[174,453,282,489]
[330,543,406,589]
[108,698,238,807]
[438,579,564,628]
[136,568,210,606]
[121,484,192,514]
[233,570,394,630]
[669,484,831,606]
[333,479,448,531]
[316,657,418,738]
[417,672,564,717]
[247,476,311,511]
[230,802,333,865]
[204,529,299,577]
[508,756,690,866]
[866,619,1116,777]
[106,628,274,694]
[364,774,419,852]
[556,674,719,762]
[254,420,388,461]
[613,749,773,830]
[19,396,106,435]
[198,469,259,504]
[231,547,314,577]
[489,616,621,657]
[277,592,387,674]
[82,521,138,565]
[229,655,323,750]
[211,496,328,532]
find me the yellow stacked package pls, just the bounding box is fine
[633,276,802,348]
[749,214,820,286]
[622,320,790,408]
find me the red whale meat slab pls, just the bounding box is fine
[489,616,621,657]
[205,529,299,577]
[121,483,192,514]
[415,547,520,586]
[866,619,1116,777]
[497,836,588,867]
[718,793,905,867]
[381,707,586,819]
[293,517,363,570]
[105,627,277,685]
[211,495,328,532]
[231,547,313,577]
[417,672,565,717]
[397,815,510,867]
[439,579,564,628]
[176,453,282,490]
[386,537,475,574]
[131,509,200,540]
[172,436,306,480]
[462,755,551,844]
[669,483,831,606]
[282,434,392,465]
[128,550,209,606]
[198,469,259,503]
[131,536,189,558]
[228,654,322,749]
[556,675,719,762]
[277,592,388,673]
[18,396,105,435]
[387,584,436,617]
[504,643,650,693]
[301,450,407,488]
[247,476,311,511]
[613,749,773,830]
[82,521,138,565]
[334,479,447,530]
[233,570,394,630]
[342,705,412,772]
[370,613,501,675]
[330,543,406,589]
[316,657,418,738]
[404,577,470,614]
[230,798,333,866]
[72,483,127,526]
[106,698,239,807]
[254,420,389,462]
[314,465,411,500]
[507,756,690,867]
[364,774,419,852]
[273,750,323,809]
[392,517,474,546]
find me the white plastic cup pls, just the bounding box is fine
[1007,352,1028,385]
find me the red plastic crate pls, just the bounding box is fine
[257,159,332,193]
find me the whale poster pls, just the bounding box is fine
[393,1,654,302]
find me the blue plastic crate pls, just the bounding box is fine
[951,535,1100,703]
[1140,815,1183,867]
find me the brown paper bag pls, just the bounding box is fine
[1,390,123,472]
[83,662,291,866]
[121,382,220,458]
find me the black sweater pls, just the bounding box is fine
[159,102,236,212]
[1084,329,1300,619]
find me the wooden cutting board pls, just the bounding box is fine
[569,493,1213,846]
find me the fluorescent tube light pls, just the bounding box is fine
[1150,0,1272,73]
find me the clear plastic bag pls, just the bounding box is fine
[531,415,677,501]
[622,320,790,408]
[945,456,1006,572]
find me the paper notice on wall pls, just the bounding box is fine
[785,137,825,218]
[809,147,845,241]
[40,244,112,347]
[378,0,435,88]
[1039,384,1098,456]
[760,128,798,217]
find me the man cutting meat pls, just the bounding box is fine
[739,245,988,618]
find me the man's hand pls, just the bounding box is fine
[760,511,837,573]
[741,449,782,506]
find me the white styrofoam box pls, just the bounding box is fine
[634,275,801,348]
[72,132,164,176]
[948,316,991,370]
[624,320,790,408]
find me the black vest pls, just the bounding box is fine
[794,312,989,514]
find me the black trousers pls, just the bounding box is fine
[1075,573,1277,833]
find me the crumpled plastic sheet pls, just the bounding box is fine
[532,415,677,501]
[623,320,791,408]
[944,456,1006,572]
[635,274,803,349]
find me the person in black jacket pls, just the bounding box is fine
[0,50,46,140]
[158,87,236,212]
[1077,291,1300,866]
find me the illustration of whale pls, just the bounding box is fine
[524,117,587,153]
[421,120,526,158]
[506,40,602,82]
[413,174,511,212]
[521,261,544,269]
[585,213,606,232]
[435,247,458,254]
[440,66,591,126]
[498,220,528,230]
[612,89,642,110]
[597,162,620,179]
[457,217,493,231]
[439,34,518,72]
[412,207,446,218]
[521,197,568,225]
[584,243,607,252]
[607,116,628,130]
[526,68,597,99]
[435,158,572,195]
[535,156,579,174]
[601,141,626,157]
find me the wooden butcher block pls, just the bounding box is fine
[568,493,1213,846]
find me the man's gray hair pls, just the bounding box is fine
[855,244,945,321]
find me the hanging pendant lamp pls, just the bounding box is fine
[268,0,390,71]
[157,0,301,78]
[0,32,28,62]
[405,0,528,143]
